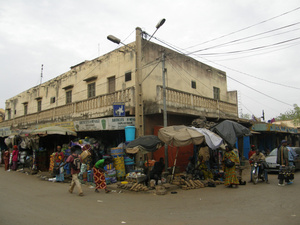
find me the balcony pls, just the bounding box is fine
[0,86,238,129]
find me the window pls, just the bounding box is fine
[108,76,115,93]
[88,82,96,98]
[213,87,220,100]
[50,97,56,104]
[125,72,132,82]
[37,100,42,112]
[191,80,196,89]
[24,104,28,115]
[66,90,72,104]
[7,109,11,120]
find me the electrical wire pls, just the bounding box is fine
[227,75,293,107]
[185,6,300,50]
[194,36,300,56]
[200,56,300,90]
[186,22,300,54]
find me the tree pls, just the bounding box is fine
[239,113,251,120]
[276,104,300,126]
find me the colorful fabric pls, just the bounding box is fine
[4,151,10,171]
[12,150,19,162]
[55,162,64,182]
[93,167,107,190]
[49,154,55,172]
[55,152,64,163]
[198,162,213,180]
[223,150,240,186]
[11,161,18,170]
[95,159,105,169]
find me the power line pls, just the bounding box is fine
[194,36,300,56]
[186,22,300,54]
[227,75,293,107]
[185,6,300,50]
[200,57,300,90]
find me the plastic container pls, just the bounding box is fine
[125,126,135,142]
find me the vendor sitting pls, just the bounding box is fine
[196,156,213,180]
[149,157,165,185]
[186,156,196,175]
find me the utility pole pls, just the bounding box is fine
[162,52,168,169]
[135,27,144,137]
[38,64,43,96]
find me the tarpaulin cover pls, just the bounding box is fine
[126,135,163,154]
[158,125,205,147]
[210,120,251,147]
[190,127,223,150]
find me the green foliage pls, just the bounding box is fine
[239,113,251,120]
[276,104,300,126]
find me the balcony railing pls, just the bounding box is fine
[156,86,238,117]
[1,87,135,128]
[0,86,238,129]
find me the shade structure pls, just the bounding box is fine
[158,125,205,147]
[31,126,77,136]
[190,127,223,150]
[210,120,251,147]
[125,135,163,154]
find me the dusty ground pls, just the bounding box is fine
[0,165,299,225]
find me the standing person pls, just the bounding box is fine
[277,140,291,186]
[60,146,83,196]
[93,158,112,193]
[11,145,19,171]
[286,142,298,167]
[3,149,10,171]
[248,145,256,160]
[54,146,64,182]
[222,145,240,188]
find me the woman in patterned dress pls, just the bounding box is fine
[222,145,240,188]
[93,158,112,193]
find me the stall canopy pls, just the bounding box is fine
[158,125,205,147]
[158,125,206,180]
[31,126,77,136]
[210,120,251,147]
[125,135,163,154]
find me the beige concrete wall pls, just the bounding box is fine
[4,41,237,123]
[140,41,234,104]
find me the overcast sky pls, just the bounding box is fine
[0,0,299,121]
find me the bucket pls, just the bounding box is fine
[125,126,135,142]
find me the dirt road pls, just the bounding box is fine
[0,166,299,225]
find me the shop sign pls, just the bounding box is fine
[0,127,11,137]
[251,123,298,134]
[74,117,135,131]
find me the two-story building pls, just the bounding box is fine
[0,28,238,145]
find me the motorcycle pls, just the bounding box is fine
[250,160,264,184]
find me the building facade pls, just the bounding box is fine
[0,28,238,137]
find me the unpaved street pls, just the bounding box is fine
[0,166,299,225]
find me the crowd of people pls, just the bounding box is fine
[1,138,298,195]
